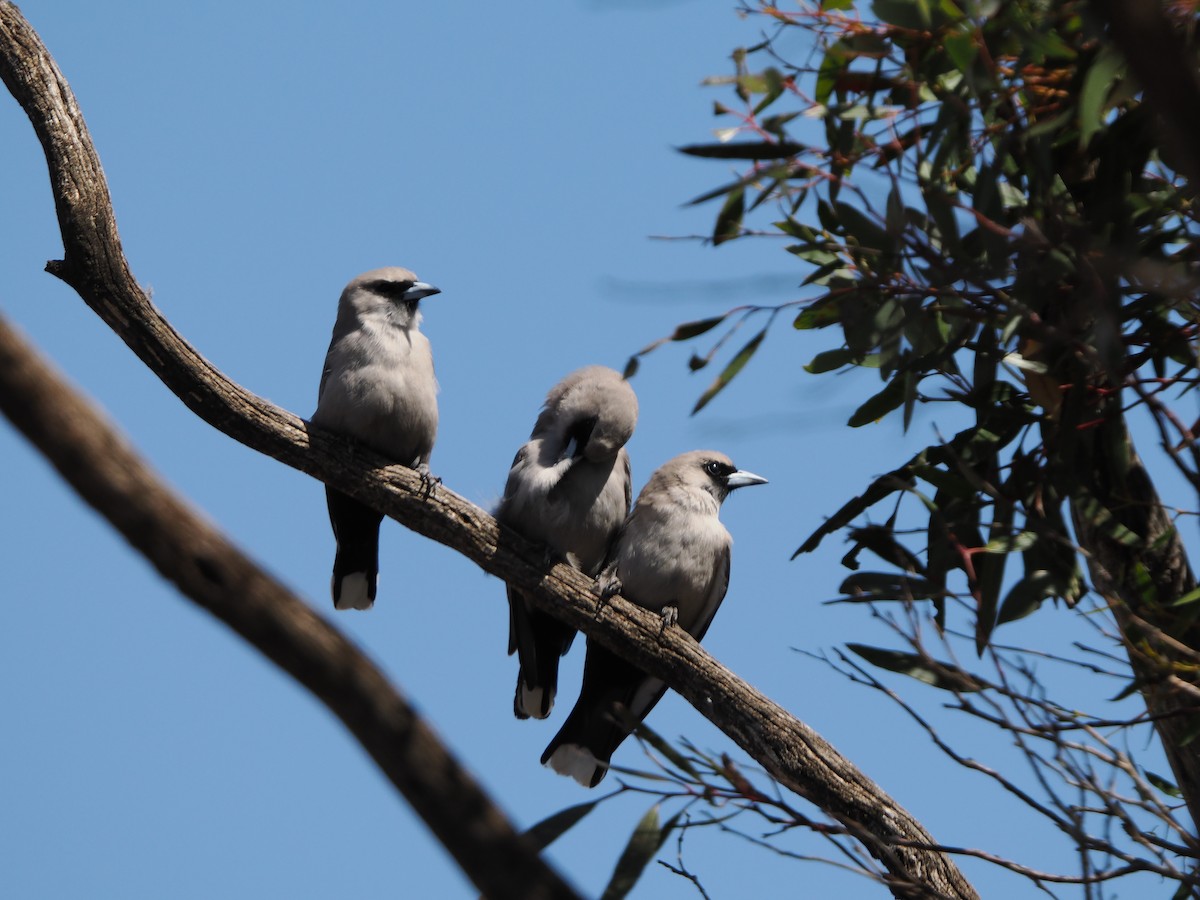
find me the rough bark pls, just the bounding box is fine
[0,314,580,900]
[0,4,979,898]
[1068,411,1200,834]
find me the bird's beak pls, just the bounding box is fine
[726,469,768,490]
[403,281,441,302]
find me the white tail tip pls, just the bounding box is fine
[333,573,374,611]
[518,683,552,720]
[546,744,603,788]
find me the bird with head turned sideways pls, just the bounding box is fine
[497,366,638,720]
[312,266,442,611]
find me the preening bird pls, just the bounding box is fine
[541,450,766,787]
[311,267,441,611]
[497,366,638,719]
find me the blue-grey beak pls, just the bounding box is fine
[726,469,768,490]
[403,281,441,302]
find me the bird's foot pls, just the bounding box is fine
[595,568,621,617]
[659,604,679,635]
[414,461,441,498]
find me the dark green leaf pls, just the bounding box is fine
[685,175,753,207]
[524,801,601,851]
[794,296,842,329]
[943,30,977,73]
[713,186,745,245]
[975,497,1014,654]
[678,140,807,160]
[776,218,817,241]
[599,805,672,900]
[1079,45,1124,147]
[846,643,985,692]
[1146,770,1183,798]
[1075,488,1143,548]
[996,571,1056,625]
[804,347,855,373]
[671,315,728,342]
[847,375,908,427]
[872,0,932,30]
[839,572,937,601]
[836,202,892,253]
[693,328,767,413]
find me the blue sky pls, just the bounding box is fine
[2,4,1194,899]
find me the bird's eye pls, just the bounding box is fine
[704,460,732,478]
[370,280,414,298]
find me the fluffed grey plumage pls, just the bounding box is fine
[541,450,766,787]
[497,366,638,720]
[312,267,441,611]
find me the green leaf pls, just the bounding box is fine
[982,530,1038,553]
[996,571,1055,625]
[793,296,842,329]
[712,186,745,245]
[846,643,985,692]
[974,499,1013,655]
[847,375,908,427]
[1075,489,1143,548]
[693,328,767,413]
[788,245,841,265]
[943,30,977,73]
[804,347,855,374]
[524,801,601,851]
[872,0,932,30]
[752,67,786,115]
[1172,587,1200,607]
[1146,770,1183,799]
[599,805,673,900]
[1078,45,1124,147]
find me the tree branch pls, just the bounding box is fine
[0,312,580,900]
[0,4,978,898]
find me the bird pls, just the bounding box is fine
[497,366,638,720]
[541,450,766,788]
[311,266,441,611]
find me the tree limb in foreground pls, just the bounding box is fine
[0,313,580,900]
[0,4,977,899]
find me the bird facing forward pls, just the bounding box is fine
[312,267,441,611]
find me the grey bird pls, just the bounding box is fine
[311,266,441,611]
[541,450,766,787]
[497,366,638,720]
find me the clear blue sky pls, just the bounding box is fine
[2,4,1192,898]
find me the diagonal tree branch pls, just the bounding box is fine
[0,312,581,900]
[0,4,978,898]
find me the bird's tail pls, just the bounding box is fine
[508,587,575,720]
[326,487,383,611]
[540,697,631,788]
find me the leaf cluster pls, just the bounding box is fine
[663,0,1199,655]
